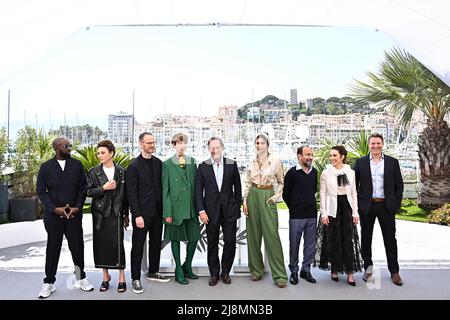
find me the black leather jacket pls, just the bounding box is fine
[86,164,129,229]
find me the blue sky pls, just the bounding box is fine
[0,25,395,136]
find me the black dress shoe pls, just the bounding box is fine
[391,273,403,286]
[209,276,219,286]
[289,272,298,285]
[347,280,356,287]
[300,271,317,284]
[222,274,231,284]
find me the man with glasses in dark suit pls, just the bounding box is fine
[127,132,170,294]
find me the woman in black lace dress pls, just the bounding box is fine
[316,146,362,286]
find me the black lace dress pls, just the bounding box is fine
[315,173,363,273]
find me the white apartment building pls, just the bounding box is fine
[107,111,134,144]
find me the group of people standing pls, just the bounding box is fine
[283,133,403,287]
[35,131,403,299]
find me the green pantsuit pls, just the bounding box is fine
[246,186,288,284]
[162,154,200,284]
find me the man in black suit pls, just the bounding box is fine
[354,133,404,286]
[36,137,94,299]
[196,137,242,286]
[126,132,169,294]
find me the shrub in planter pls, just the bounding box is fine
[9,197,41,222]
[0,127,10,223]
[9,127,53,221]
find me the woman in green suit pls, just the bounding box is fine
[163,133,201,285]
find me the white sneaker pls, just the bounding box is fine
[74,278,94,291]
[363,265,374,282]
[38,283,56,299]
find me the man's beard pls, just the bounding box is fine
[302,160,312,168]
[59,152,70,160]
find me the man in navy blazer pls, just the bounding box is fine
[196,137,242,286]
[354,133,404,286]
[36,137,93,298]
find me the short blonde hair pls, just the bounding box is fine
[171,132,188,146]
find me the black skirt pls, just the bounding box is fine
[315,195,363,273]
[92,214,125,269]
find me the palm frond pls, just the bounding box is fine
[350,47,450,125]
[347,130,370,167]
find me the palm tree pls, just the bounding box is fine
[351,47,450,209]
[346,130,371,165]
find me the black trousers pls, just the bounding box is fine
[206,215,237,277]
[44,219,86,284]
[360,202,399,273]
[130,215,163,280]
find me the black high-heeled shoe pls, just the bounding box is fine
[331,273,339,282]
[117,282,127,293]
[347,275,356,286]
[99,275,111,292]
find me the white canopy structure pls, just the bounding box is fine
[1,0,450,85]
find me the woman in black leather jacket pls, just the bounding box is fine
[86,140,129,293]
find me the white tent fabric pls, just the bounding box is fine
[1,0,450,85]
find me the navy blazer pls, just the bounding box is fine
[125,154,163,219]
[195,157,242,224]
[36,156,87,224]
[354,154,404,215]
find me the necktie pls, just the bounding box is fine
[215,162,221,191]
[179,155,185,168]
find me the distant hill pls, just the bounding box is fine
[237,95,288,121]
[237,95,378,121]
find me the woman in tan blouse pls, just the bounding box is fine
[243,133,288,288]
